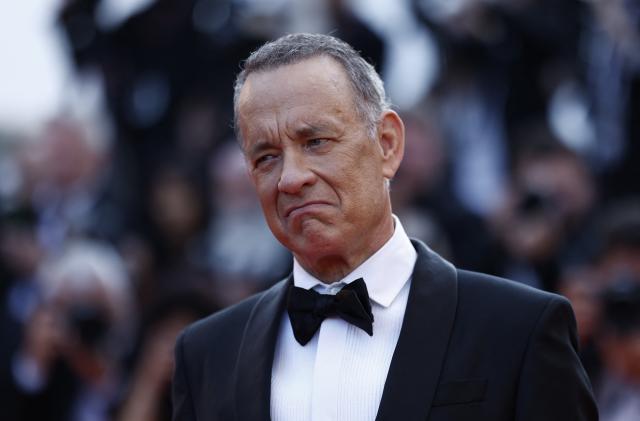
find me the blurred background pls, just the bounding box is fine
[0,0,639,420]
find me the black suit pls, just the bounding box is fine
[172,240,598,420]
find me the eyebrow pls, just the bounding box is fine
[293,121,339,139]
[247,140,277,158]
[294,124,323,139]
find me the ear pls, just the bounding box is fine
[377,110,405,179]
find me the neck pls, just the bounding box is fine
[294,213,395,283]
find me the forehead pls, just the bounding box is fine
[237,56,358,142]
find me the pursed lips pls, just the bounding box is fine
[283,201,331,217]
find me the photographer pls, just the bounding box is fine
[596,280,640,421]
[6,240,133,421]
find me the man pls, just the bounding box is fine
[172,33,598,421]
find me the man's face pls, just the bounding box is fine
[237,56,401,269]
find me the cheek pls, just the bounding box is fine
[330,143,376,179]
[340,151,384,194]
[252,175,279,212]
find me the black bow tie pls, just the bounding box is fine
[286,278,374,346]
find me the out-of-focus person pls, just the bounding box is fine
[4,240,133,421]
[117,290,215,421]
[596,280,640,421]
[492,134,597,291]
[559,198,640,412]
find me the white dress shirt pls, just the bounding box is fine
[271,216,417,421]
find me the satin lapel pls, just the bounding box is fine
[376,239,458,421]
[234,275,291,421]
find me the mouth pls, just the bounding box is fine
[284,201,330,217]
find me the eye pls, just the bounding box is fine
[254,154,278,168]
[305,138,329,149]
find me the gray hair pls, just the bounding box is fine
[233,33,390,142]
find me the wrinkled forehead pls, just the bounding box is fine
[236,56,359,144]
[238,56,354,110]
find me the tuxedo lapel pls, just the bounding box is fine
[234,275,291,421]
[376,239,458,421]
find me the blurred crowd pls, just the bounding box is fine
[0,0,639,420]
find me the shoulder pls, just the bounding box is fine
[411,238,570,321]
[456,269,566,307]
[178,278,287,358]
[185,292,261,341]
[454,269,575,335]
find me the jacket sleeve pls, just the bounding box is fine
[515,296,599,420]
[172,328,197,421]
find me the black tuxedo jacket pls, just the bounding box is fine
[172,240,598,420]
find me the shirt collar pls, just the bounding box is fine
[293,215,417,308]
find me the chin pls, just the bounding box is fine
[283,227,343,259]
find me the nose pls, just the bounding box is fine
[277,151,316,194]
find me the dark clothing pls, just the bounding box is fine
[173,240,598,420]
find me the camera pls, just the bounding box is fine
[66,304,110,349]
